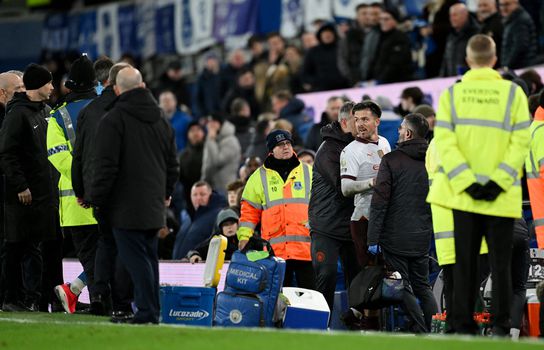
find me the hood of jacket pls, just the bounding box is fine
[228,115,251,132]
[214,208,239,234]
[320,121,353,145]
[115,88,162,123]
[317,22,339,46]
[218,120,236,141]
[6,92,45,114]
[279,98,305,119]
[397,138,428,161]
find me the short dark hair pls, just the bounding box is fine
[352,101,382,118]
[247,34,263,49]
[400,87,424,105]
[230,98,249,115]
[227,180,244,192]
[93,57,114,84]
[192,180,212,192]
[528,93,540,117]
[108,62,131,86]
[356,3,369,11]
[272,90,292,102]
[267,32,284,42]
[404,113,429,139]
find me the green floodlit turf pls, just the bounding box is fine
[0,312,542,350]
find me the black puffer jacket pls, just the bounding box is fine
[367,139,432,257]
[309,121,354,240]
[91,88,179,230]
[373,28,414,83]
[440,16,480,77]
[501,7,538,70]
[0,92,56,242]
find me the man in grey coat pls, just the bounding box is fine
[201,113,241,195]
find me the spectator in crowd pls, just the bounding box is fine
[520,69,544,96]
[300,31,318,52]
[301,22,349,92]
[71,61,133,318]
[91,67,179,324]
[339,4,375,84]
[373,8,414,84]
[219,49,247,98]
[360,4,382,82]
[367,113,437,333]
[271,90,307,138]
[201,113,242,195]
[245,119,272,161]
[159,90,192,153]
[187,208,240,263]
[500,0,538,69]
[154,61,191,109]
[341,101,391,269]
[305,96,343,151]
[179,122,206,215]
[428,34,530,335]
[256,33,290,110]
[172,181,227,260]
[440,3,480,77]
[477,0,503,64]
[309,102,361,311]
[239,156,263,184]
[226,180,245,209]
[228,98,254,155]
[195,53,222,118]
[247,35,267,68]
[284,45,305,95]
[397,87,425,117]
[237,130,315,289]
[298,149,316,167]
[274,118,304,147]
[413,104,436,141]
[0,72,24,127]
[0,64,56,311]
[221,67,260,120]
[48,55,101,313]
[420,0,458,78]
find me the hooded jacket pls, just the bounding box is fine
[201,120,241,193]
[301,23,349,92]
[279,97,307,132]
[91,88,179,230]
[367,138,432,256]
[305,112,332,151]
[309,121,355,240]
[0,92,56,242]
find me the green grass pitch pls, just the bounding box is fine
[0,312,542,350]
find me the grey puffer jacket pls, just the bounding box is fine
[201,120,241,193]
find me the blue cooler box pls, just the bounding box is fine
[160,286,216,326]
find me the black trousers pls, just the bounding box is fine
[63,225,99,301]
[3,240,42,305]
[284,259,316,290]
[94,217,133,312]
[452,210,514,334]
[113,228,159,323]
[311,233,360,311]
[383,251,438,333]
[39,234,64,311]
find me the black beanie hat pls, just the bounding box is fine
[383,7,401,23]
[65,55,97,92]
[23,64,52,90]
[266,129,293,152]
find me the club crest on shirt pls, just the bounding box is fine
[378,150,385,158]
[294,181,303,190]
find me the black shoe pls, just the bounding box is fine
[2,302,29,312]
[110,310,134,324]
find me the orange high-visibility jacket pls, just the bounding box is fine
[526,106,544,248]
[237,161,312,261]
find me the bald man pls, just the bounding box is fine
[0,72,25,126]
[440,4,480,77]
[91,67,179,324]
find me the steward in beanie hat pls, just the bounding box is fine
[65,54,97,92]
[266,129,293,152]
[23,63,52,90]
